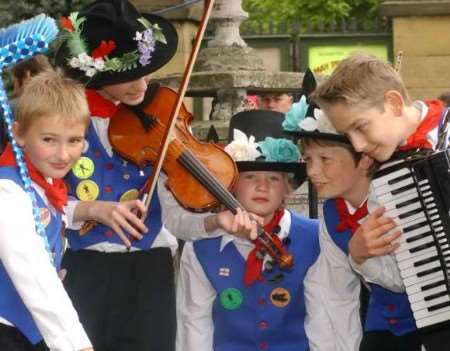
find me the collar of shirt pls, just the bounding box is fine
[399,100,431,147]
[343,197,368,216]
[218,209,291,262]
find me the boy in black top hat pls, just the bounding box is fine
[54,1,258,350]
[177,109,334,351]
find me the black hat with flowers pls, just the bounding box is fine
[54,0,178,89]
[225,110,307,189]
[283,69,350,144]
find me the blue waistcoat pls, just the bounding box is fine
[65,122,162,250]
[194,212,319,351]
[323,199,416,336]
[0,166,64,344]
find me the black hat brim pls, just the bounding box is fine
[54,13,178,89]
[236,161,307,189]
[285,130,351,144]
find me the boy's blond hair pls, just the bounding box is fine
[313,52,411,110]
[15,69,89,134]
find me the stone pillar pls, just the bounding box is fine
[381,0,450,99]
[193,0,265,120]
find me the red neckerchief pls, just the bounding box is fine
[398,100,444,151]
[0,144,67,213]
[335,198,368,234]
[244,209,285,286]
[85,89,118,118]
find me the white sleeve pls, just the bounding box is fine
[64,198,83,230]
[304,256,336,351]
[158,175,219,241]
[349,254,405,292]
[305,220,362,351]
[176,242,215,351]
[357,184,405,292]
[0,180,91,351]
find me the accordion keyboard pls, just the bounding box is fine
[372,150,450,329]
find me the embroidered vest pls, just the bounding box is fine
[65,122,162,250]
[0,167,63,344]
[194,212,319,351]
[323,199,416,336]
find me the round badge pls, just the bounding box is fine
[76,180,100,201]
[219,288,243,310]
[72,157,95,179]
[39,208,51,228]
[119,189,139,202]
[270,287,291,308]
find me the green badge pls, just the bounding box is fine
[219,288,243,310]
[72,157,95,179]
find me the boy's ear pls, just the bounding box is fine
[384,90,404,117]
[12,122,24,147]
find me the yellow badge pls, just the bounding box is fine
[76,180,99,201]
[270,287,291,308]
[39,208,51,228]
[119,189,140,202]
[72,157,95,179]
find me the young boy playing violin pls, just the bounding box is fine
[176,109,335,351]
[55,1,258,350]
[312,52,449,350]
[0,70,92,350]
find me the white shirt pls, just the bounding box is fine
[315,198,413,351]
[0,179,91,350]
[65,117,213,253]
[176,210,336,351]
[351,101,435,292]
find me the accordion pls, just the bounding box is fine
[372,149,450,330]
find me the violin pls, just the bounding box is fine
[109,86,294,269]
[109,86,238,212]
[103,0,293,269]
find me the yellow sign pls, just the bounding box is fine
[309,45,388,76]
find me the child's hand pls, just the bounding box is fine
[349,206,401,264]
[206,208,263,240]
[90,200,148,247]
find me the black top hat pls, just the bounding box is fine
[283,69,350,144]
[54,0,178,88]
[225,110,307,189]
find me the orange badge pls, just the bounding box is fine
[270,287,291,308]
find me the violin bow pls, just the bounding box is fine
[141,0,214,210]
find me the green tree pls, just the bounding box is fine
[242,0,384,31]
[0,0,91,26]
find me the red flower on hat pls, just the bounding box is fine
[59,16,74,31]
[91,40,117,59]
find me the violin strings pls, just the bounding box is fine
[179,150,240,211]
[180,151,238,211]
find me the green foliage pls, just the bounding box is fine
[0,0,92,26]
[242,0,384,31]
